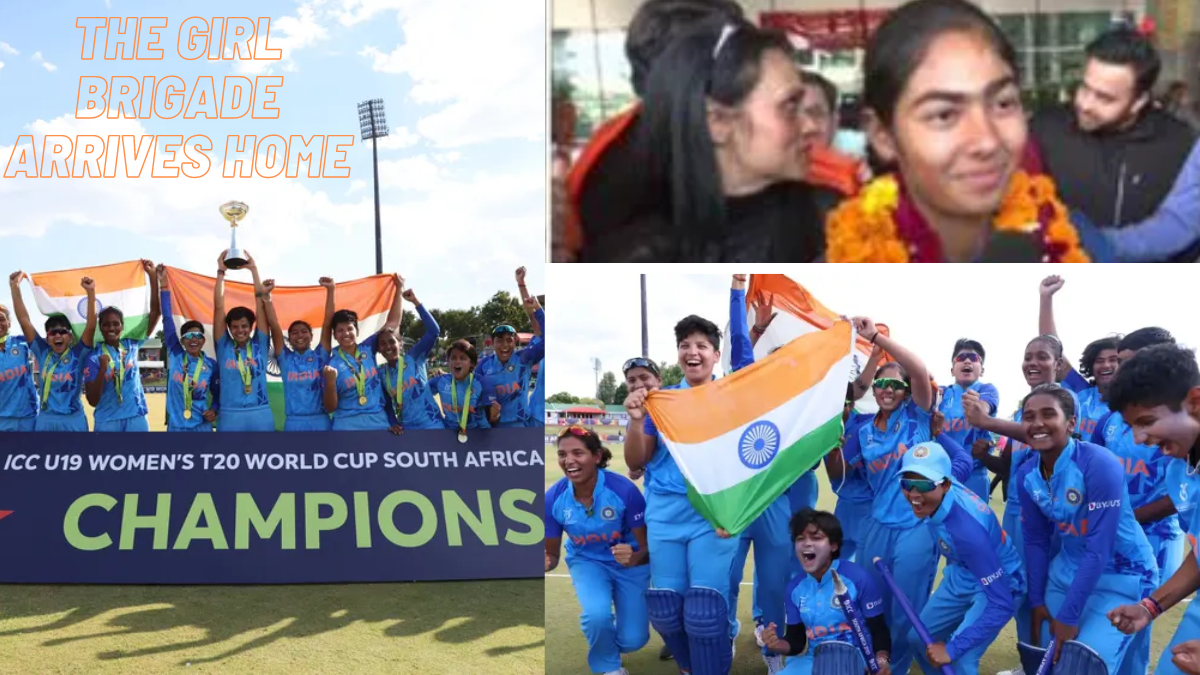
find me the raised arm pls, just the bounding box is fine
[729,274,754,372]
[318,276,335,354]
[213,250,229,340]
[853,316,932,410]
[404,289,441,360]
[383,274,405,332]
[515,266,533,318]
[7,271,38,343]
[1037,275,1064,339]
[142,259,161,337]
[519,296,546,365]
[156,265,182,355]
[322,365,339,413]
[80,276,97,348]
[259,278,284,358]
[852,345,886,402]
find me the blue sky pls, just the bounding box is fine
[0,0,545,321]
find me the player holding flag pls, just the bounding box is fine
[84,259,160,432]
[157,265,218,431]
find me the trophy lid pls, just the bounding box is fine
[220,201,249,221]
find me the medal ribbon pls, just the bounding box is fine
[338,348,367,403]
[383,356,405,417]
[451,374,473,431]
[40,349,70,409]
[104,343,125,404]
[236,341,254,392]
[183,355,204,415]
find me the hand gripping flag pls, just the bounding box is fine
[645,321,856,534]
[29,261,150,340]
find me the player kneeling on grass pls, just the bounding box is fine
[899,441,1025,674]
[759,508,891,675]
[1106,344,1200,675]
[546,426,650,675]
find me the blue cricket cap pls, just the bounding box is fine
[900,441,952,484]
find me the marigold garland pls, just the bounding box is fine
[825,171,1091,263]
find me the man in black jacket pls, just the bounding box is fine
[1030,28,1198,261]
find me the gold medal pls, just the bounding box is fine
[359,395,368,405]
[244,385,252,394]
[457,432,467,444]
[183,410,192,420]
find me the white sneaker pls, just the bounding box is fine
[763,653,784,674]
[997,668,1025,675]
[602,669,628,675]
[754,622,766,648]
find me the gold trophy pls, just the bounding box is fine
[220,201,250,269]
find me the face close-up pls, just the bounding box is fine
[1122,399,1200,460]
[1023,340,1058,387]
[334,322,358,350]
[1021,393,1073,452]
[46,326,72,354]
[289,323,313,352]
[1074,59,1142,133]
[377,331,401,363]
[1092,348,1120,390]
[677,333,717,382]
[493,333,517,359]
[881,30,1026,225]
[873,364,909,413]
[557,436,597,484]
[901,471,948,519]
[229,318,253,345]
[181,328,206,356]
[625,367,660,394]
[800,81,837,149]
[100,313,124,345]
[952,349,982,386]
[449,349,473,379]
[794,522,836,575]
[724,48,808,186]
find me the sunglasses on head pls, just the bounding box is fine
[492,325,517,336]
[955,352,982,363]
[182,331,205,340]
[623,357,659,375]
[872,377,909,391]
[899,477,939,493]
[47,328,72,337]
[558,425,592,439]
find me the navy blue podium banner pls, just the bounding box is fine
[0,430,544,584]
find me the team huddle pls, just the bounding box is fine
[0,257,545,434]
[546,274,1200,675]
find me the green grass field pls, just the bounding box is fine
[0,394,544,674]
[545,426,1187,675]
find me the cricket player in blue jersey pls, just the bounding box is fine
[0,301,37,431]
[263,276,335,431]
[760,509,892,675]
[1016,384,1159,674]
[320,274,404,431]
[475,268,544,428]
[1107,344,1200,675]
[521,280,545,429]
[211,250,274,432]
[839,315,974,675]
[158,266,218,432]
[622,275,747,675]
[84,259,160,432]
[8,271,97,431]
[1038,275,1116,439]
[547,426,651,675]
[375,288,442,431]
[900,441,1025,675]
[723,276,789,674]
[430,339,489,431]
[937,338,1000,499]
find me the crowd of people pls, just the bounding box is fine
[546,273,1200,675]
[550,0,1200,262]
[0,258,545,434]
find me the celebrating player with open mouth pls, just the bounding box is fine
[321,274,404,431]
[158,265,218,432]
[84,259,160,432]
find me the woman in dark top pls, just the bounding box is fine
[589,18,826,262]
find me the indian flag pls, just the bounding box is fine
[162,267,399,362]
[646,321,857,534]
[29,261,150,339]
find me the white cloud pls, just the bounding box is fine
[433,151,460,163]
[377,155,441,191]
[0,42,17,56]
[0,61,4,73]
[357,0,545,147]
[236,4,329,75]
[337,0,407,26]
[30,51,56,72]
[375,126,421,150]
[346,179,367,195]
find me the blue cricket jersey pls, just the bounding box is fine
[528,309,545,427]
[1017,439,1159,626]
[476,311,545,427]
[1063,370,1109,441]
[1004,389,1084,515]
[84,338,148,422]
[161,292,217,429]
[215,331,271,411]
[378,305,442,429]
[0,334,37,419]
[784,559,884,647]
[939,381,1000,475]
[429,373,489,429]
[925,485,1025,660]
[832,412,876,503]
[843,400,935,528]
[546,469,647,568]
[1166,457,1200,538]
[31,337,92,415]
[1092,410,1181,541]
[329,333,385,419]
[278,346,330,417]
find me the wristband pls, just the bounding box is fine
[751,325,766,335]
[869,332,880,344]
[1140,597,1162,620]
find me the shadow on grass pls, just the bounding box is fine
[0,579,543,666]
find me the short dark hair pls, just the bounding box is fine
[789,508,843,559]
[1108,344,1200,414]
[447,338,479,366]
[626,0,744,96]
[875,361,910,385]
[225,306,256,326]
[1085,28,1161,97]
[1079,336,1120,381]
[1021,383,1077,420]
[557,427,614,469]
[330,309,359,332]
[180,320,204,336]
[288,320,312,333]
[800,70,838,111]
[952,338,986,362]
[673,314,721,351]
[1118,327,1175,353]
[44,314,71,333]
[98,306,124,324]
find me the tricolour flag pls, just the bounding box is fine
[646,321,856,534]
[162,268,399,362]
[30,261,150,339]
